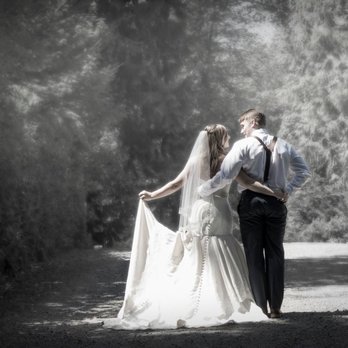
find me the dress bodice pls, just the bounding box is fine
[188,184,233,237]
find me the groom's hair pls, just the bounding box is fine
[239,109,266,128]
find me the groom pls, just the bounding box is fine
[198,109,310,318]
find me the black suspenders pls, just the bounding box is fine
[253,136,277,182]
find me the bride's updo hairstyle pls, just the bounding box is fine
[204,124,228,178]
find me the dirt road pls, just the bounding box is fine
[0,243,347,347]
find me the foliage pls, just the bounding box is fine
[277,0,348,242]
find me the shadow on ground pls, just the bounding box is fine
[0,248,347,347]
[1,311,347,348]
[285,257,348,287]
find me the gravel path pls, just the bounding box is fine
[0,243,347,348]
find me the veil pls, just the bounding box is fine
[178,131,210,230]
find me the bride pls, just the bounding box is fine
[106,124,283,329]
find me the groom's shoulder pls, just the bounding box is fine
[233,137,261,150]
[276,136,296,147]
[275,137,296,154]
[229,137,260,156]
[235,137,259,146]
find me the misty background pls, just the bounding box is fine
[1,0,347,283]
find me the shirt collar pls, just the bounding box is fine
[251,128,268,137]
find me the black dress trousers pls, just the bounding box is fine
[238,190,287,312]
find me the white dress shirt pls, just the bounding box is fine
[198,128,311,197]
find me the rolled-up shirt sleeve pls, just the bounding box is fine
[286,147,311,194]
[198,142,244,197]
[197,171,231,197]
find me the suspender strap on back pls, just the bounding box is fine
[253,136,277,182]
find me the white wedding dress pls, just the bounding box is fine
[104,184,267,330]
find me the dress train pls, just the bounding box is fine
[103,198,267,330]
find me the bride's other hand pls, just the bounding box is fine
[274,190,288,203]
[139,190,153,201]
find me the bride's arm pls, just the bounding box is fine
[139,168,187,201]
[236,170,288,202]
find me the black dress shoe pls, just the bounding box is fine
[270,309,282,319]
